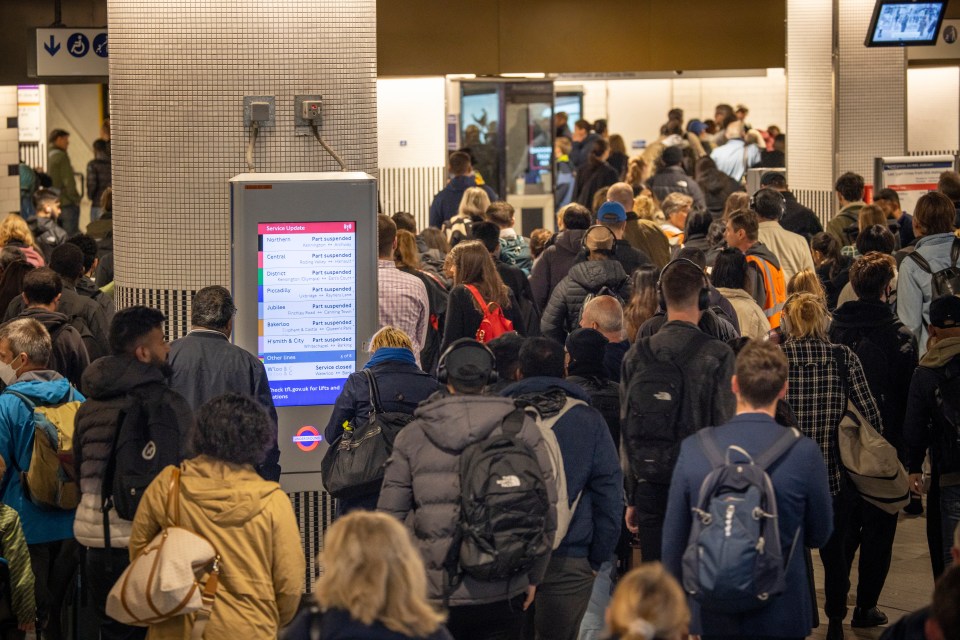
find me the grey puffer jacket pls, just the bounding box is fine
[540,259,630,345]
[378,393,557,606]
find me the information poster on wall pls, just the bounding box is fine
[17,85,41,143]
[874,155,958,214]
[258,221,357,406]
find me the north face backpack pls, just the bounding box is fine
[523,397,587,549]
[452,409,551,584]
[907,236,960,302]
[465,284,514,343]
[682,427,801,614]
[621,332,710,485]
[3,388,81,510]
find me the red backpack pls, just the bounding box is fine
[465,284,514,343]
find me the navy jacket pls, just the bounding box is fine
[500,377,623,569]
[662,413,834,638]
[428,176,497,228]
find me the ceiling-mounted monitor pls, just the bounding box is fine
[866,1,948,46]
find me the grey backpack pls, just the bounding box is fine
[682,427,801,613]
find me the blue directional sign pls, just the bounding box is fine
[35,28,107,77]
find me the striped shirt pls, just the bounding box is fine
[377,260,429,363]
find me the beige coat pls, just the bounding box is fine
[716,287,770,340]
[758,220,816,284]
[129,457,305,640]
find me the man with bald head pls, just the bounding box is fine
[607,182,671,268]
[580,295,630,382]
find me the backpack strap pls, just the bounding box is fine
[500,408,526,437]
[696,428,726,469]
[952,237,960,268]
[906,249,933,274]
[464,284,491,312]
[362,368,384,415]
[753,427,802,470]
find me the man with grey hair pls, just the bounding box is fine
[579,295,630,382]
[0,318,84,639]
[169,285,280,480]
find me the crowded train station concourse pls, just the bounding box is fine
[0,0,958,638]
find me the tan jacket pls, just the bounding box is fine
[129,457,305,640]
[716,287,770,341]
[757,220,816,284]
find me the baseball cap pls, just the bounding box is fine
[930,295,960,329]
[440,338,495,387]
[662,146,684,166]
[597,201,627,223]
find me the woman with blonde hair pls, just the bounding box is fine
[0,214,44,267]
[780,292,885,639]
[787,268,827,301]
[604,563,689,640]
[286,511,452,639]
[443,187,491,246]
[441,241,519,350]
[323,326,440,513]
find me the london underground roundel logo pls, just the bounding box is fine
[293,426,322,452]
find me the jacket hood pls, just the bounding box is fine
[568,259,628,291]
[831,299,897,330]
[415,393,520,451]
[500,377,591,412]
[17,308,68,330]
[179,456,281,527]
[916,232,959,250]
[81,355,167,399]
[745,242,782,270]
[555,229,588,255]
[920,336,960,368]
[5,375,72,404]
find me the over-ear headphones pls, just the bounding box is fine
[579,225,618,260]
[750,188,787,222]
[657,258,711,311]
[437,338,498,385]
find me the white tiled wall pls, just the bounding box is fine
[109,0,377,337]
[0,87,19,214]
[908,66,960,154]
[377,77,446,169]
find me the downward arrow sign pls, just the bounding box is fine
[43,35,60,56]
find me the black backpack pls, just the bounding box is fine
[101,386,185,548]
[320,369,416,499]
[567,375,621,449]
[622,332,710,485]
[449,409,551,585]
[907,236,960,302]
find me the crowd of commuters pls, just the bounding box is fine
[1,103,960,640]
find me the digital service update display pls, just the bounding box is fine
[258,221,356,406]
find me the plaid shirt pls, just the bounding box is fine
[377,260,429,363]
[783,338,883,495]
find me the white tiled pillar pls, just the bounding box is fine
[0,87,20,214]
[787,0,906,221]
[108,0,377,337]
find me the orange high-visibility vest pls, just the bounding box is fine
[746,254,786,328]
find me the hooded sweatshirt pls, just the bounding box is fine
[378,393,558,606]
[129,458,304,639]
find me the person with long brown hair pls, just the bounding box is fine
[623,266,659,342]
[440,241,520,351]
[395,230,449,373]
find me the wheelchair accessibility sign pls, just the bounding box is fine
[35,28,108,77]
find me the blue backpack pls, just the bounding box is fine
[681,427,801,613]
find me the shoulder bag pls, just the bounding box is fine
[833,347,910,513]
[106,467,221,638]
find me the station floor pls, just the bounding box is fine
[807,509,934,640]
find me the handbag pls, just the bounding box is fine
[320,369,414,499]
[833,347,910,513]
[106,468,221,639]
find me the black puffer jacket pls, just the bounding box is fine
[541,259,630,345]
[530,229,588,311]
[72,356,194,548]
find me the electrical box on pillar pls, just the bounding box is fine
[230,172,379,493]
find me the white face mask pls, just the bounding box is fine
[0,356,23,386]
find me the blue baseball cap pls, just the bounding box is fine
[597,201,627,223]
